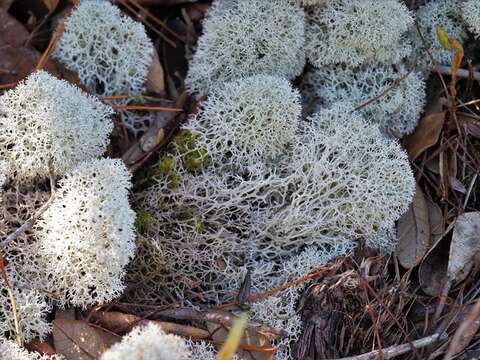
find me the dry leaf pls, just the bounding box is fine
[43,0,60,12]
[456,113,480,139]
[90,310,140,334]
[419,235,450,296]
[53,319,120,360]
[146,48,165,94]
[447,212,480,284]
[427,198,445,243]
[55,308,76,320]
[25,340,57,355]
[0,0,14,11]
[0,9,60,84]
[396,186,431,269]
[403,112,445,161]
[0,9,30,46]
[419,212,480,296]
[444,300,480,359]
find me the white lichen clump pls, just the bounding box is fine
[31,159,136,308]
[189,75,302,171]
[266,102,416,249]
[463,0,480,37]
[186,0,305,96]
[305,0,413,67]
[415,0,467,67]
[0,273,51,342]
[301,64,426,137]
[101,323,190,360]
[54,0,153,96]
[0,339,63,360]
[0,71,113,180]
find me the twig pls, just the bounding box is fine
[111,104,182,112]
[0,256,22,346]
[432,65,480,82]
[335,333,447,360]
[463,173,478,210]
[0,165,56,249]
[0,82,17,90]
[98,95,129,101]
[353,64,416,112]
[155,308,288,340]
[125,0,184,42]
[36,21,65,71]
[117,0,177,47]
[247,261,343,303]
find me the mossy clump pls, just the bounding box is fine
[135,209,155,234]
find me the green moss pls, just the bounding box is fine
[168,130,208,172]
[168,173,181,189]
[177,207,194,221]
[184,148,207,171]
[170,129,199,154]
[158,154,177,176]
[194,218,207,233]
[135,209,155,234]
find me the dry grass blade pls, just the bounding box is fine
[0,255,22,346]
[216,314,248,360]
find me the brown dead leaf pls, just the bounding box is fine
[396,186,431,269]
[90,310,140,334]
[53,319,120,360]
[0,9,30,46]
[25,340,56,355]
[43,0,60,12]
[403,112,446,161]
[427,198,445,243]
[185,3,211,22]
[419,212,480,296]
[0,9,60,84]
[145,48,165,94]
[419,235,450,296]
[447,212,480,284]
[0,0,14,11]
[444,299,480,359]
[55,308,76,320]
[457,113,480,139]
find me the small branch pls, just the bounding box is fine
[36,21,65,71]
[98,95,129,101]
[247,261,343,303]
[0,82,17,90]
[335,333,447,360]
[0,256,22,346]
[353,63,416,112]
[111,104,182,112]
[155,308,288,340]
[0,166,56,249]
[432,65,480,82]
